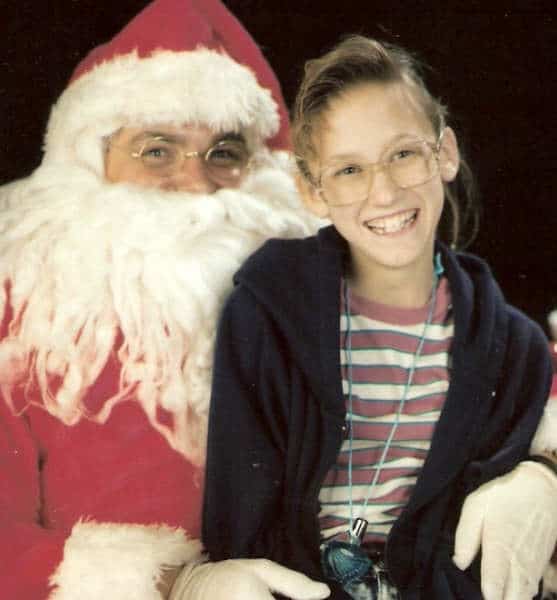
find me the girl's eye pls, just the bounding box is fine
[333,164,362,178]
[392,148,415,161]
[390,141,427,163]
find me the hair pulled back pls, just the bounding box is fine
[292,35,479,248]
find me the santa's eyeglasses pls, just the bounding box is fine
[112,135,251,186]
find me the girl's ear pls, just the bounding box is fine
[295,172,330,218]
[439,127,460,183]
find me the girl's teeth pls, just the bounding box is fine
[367,210,417,234]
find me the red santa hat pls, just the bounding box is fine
[43,0,290,173]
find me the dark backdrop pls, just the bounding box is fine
[2,1,556,334]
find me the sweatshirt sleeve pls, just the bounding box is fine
[465,309,553,485]
[202,286,287,561]
[203,285,351,600]
[499,311,553,462]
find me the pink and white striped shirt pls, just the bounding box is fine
[319,277,454,544]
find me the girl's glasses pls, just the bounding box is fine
[316,133,443,206]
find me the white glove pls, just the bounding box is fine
[169,557,331,600]
[453,461,557,600]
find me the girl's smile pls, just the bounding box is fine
[304,81,459,305]
[364,207,418,236]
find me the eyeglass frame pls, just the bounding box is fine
[310,131,445,206]
[108,133,253,184]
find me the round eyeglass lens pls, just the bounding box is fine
[205,140,250,183]
[138,139,179,174]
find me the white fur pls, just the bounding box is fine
[533,395,557,598]
[548,310,557,340]
[531,400,557,455]
[543,561,557,597]
[44,49,279,177]
[0,158,321,465]
[48,520,203,600]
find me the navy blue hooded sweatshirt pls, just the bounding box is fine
[203,226,552,599]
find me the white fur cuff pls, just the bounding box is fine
[49,520,203,600]
[531,401,557,456]
[543,562,557,597]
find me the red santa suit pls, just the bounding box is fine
[0,1,321,598]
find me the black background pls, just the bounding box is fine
[2,1,556,334]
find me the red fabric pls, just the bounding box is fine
[0,357,203,599]
[69,0,290,150]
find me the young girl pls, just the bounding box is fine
[203,36,555,599]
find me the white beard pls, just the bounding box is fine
[0,159,321,464]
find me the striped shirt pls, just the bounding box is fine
[318,277,454,544]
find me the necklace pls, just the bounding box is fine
[321,256,443,596]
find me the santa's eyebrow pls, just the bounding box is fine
[128,131,247,146]
[214,132,245,143]
[129,132,178,144]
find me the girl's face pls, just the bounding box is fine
[305,82,459,288]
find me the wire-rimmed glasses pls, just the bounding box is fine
[116,135,252,186]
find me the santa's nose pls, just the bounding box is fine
[169,156,218,194]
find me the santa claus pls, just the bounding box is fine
[0,0,329,598]
[0,0,555,599]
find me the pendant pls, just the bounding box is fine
[321,538,373,586]
[321,518,372,585]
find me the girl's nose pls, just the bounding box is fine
[364,166,398,206]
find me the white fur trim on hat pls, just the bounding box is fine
[44,49,279,177]
[48,520,203,600]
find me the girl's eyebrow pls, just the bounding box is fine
[323,133,432,163]
[321,153,365,166]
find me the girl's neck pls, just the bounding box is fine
[347,258,435,309]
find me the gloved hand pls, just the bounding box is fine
[453,461,557,600]
[169,557,331,600]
